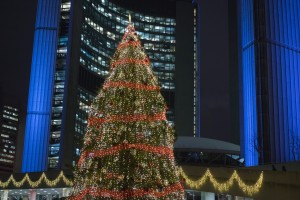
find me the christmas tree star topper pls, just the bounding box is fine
[129,13,132,23]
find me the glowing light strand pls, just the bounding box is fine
[0,171,73,188]
[0,168,263,197]
[69,182,183,200]
[78,143,174,166]
[103,81,160,91]
[88,112,166,126]
[179,168,263,196]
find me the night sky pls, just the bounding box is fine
[0,0,38,109]
[0,0,238,143]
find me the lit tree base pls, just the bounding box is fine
[69,182,184,199]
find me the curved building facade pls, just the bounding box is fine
[73,0,177,166]
[19,0,196,172]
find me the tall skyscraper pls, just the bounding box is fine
[0,105,19,173]
[240,0,300,166]
[19,0,196,172]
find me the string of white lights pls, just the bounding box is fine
[0,168,263,197]
[179,167,263,196]
[0,171,73,188]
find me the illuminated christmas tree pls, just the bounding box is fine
[69,18,184,200]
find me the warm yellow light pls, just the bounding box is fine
[179,168,263,196]
[0,168,263,197]
[0,171,73,188]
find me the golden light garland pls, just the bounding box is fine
[0,168,263,198]
[0,171,73,188]
[179,167,263,196]
[103,81,160,91]
[78,143,175,166]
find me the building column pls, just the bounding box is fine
[234,196,253,200]
[1,190,8,200]
[225,195,233,200]
[21,0,60,173]
[62,188,71,197]
[29,189,37,200]
[201,192,215,200]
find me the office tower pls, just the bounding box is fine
[240,0,300,165]
[194,0,240,144]
[19,0,195,172]
[0,105,19,172]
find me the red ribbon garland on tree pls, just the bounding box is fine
[111,58,150,68]
[117,41,141,50]
[78,143,174,166]
[103,81,160,91]
[88,112,166,127]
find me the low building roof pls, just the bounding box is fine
[174,136,240,154]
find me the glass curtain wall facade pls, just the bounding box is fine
[49,0,72,169]
[0,106,19,172]
[74,0,176,163]
[22,0,177,171]
[240,0,300,166]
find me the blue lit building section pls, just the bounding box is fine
[22,0,60,172]
[264,0,300,162]
[240,0,258,166]
[240,0,300,165]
